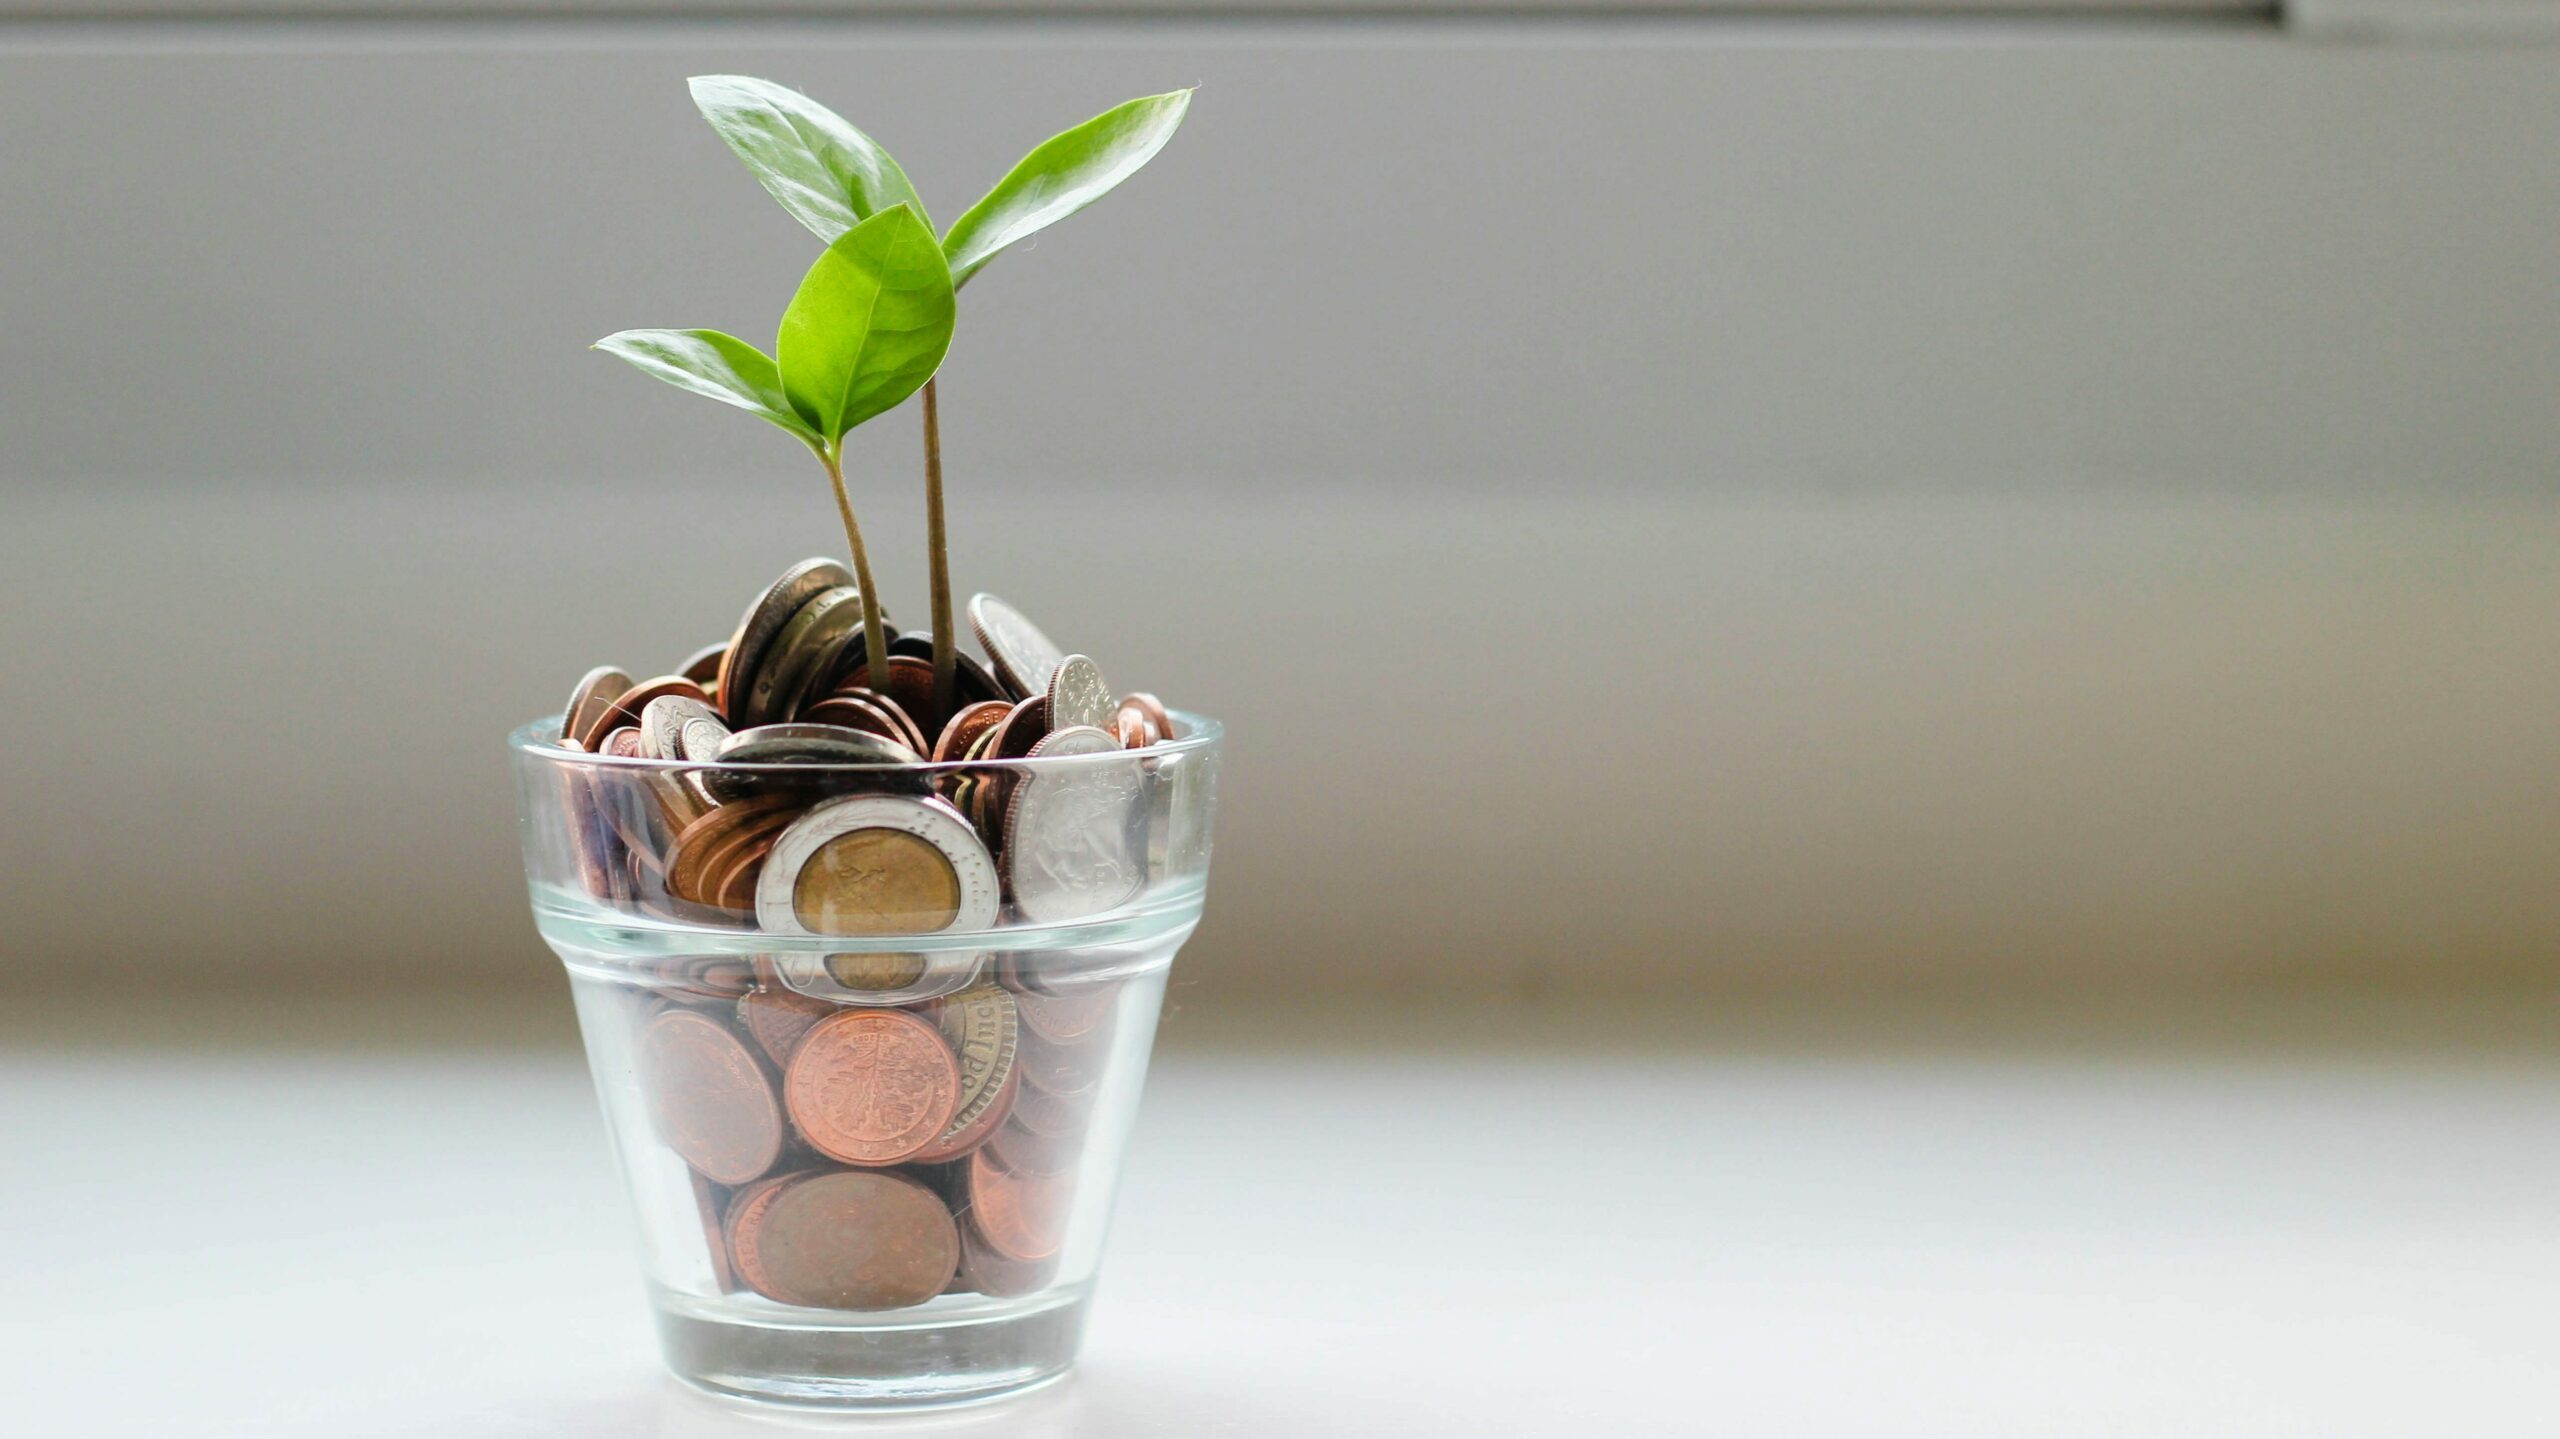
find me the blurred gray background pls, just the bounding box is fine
[3,1,2555,1004]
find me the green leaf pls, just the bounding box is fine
[777,205,955,444]
[688,74,927,243]
[942,89,1192,289]
[593,328,819,443]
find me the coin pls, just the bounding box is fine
[582,674,712,751]
[1112,709,1154,749]
[691,1171,738,1291]
[836,656,946,739]
[723,1169,809,1299]
[742,585,866,728]
[664,796,797,906]
[1004,726,1147,923]
[1046,655,1113,733]
[933,700,1012,764]
[911,982,1021,1163]
[1019,1029,1107,1098]
[783,1008,962,1165]
[641,694,729,762]
[803,691,929,759]
[737,982,835,1067]
[965,1147,1071,1262]
[1008,1074,1096,1137]
[1118,691,1176,742]
[564,666,633,745]
[708,723,922,801]
[956,1210,1059,1298]
[716,559,855,725]
[755,795,999,937]
[991,696,1051,761]
[1014,983,1118,1045]
[640,1007,785,1185]
[769,949,985,1008]
[987,1114,1082,1177]
[750,1170,959,1310]
[888,631,1006,708]
[968,593,1067,700]
[677,641,728,688]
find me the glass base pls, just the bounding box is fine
[654,1288,1091,1409]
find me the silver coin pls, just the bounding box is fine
[968,593,1066,701]
[563,665,633,744]
[640,695,728,762]
[755,794,1001,936]
[718,558,853,721]
[1046,655,1113,733]
[740,585,865,727]
[1003,726,1148,924]
[717,723,920,767]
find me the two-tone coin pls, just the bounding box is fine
[754,794,999,937]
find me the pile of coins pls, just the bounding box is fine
[555,558,1177,941]
[639,958,1120,1307]
[548,559,1177,1310]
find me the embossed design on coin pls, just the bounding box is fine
[640,1008,784,1185]
[752,1170,958,1310]
[1046,654,1112,733]
[912,982,1021,1163]
[968,593,1066,700]
[784,1008,961,1165]
[723,1169,808,1299]
[1004,726,1146,923]
[641,694,729,762]
[755,795,998,937]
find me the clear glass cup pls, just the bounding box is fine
[508,711,1220,1408]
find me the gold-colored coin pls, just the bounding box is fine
[824,951,930,990]
[792,828,963,935]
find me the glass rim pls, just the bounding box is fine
[510,707,1222,776]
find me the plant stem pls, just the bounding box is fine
[921,377,957,720]
[820,442,892,703]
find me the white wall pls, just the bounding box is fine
[3,19,2554,998]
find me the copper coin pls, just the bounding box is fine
[1111,709,1154,749]
[748,1169,958,1311]
[670,803,799,909]
[836,656,944,739]
[991,696,1050,762]
[1119,692,1176,741]
[737,983,834,1067]
[966,1148,1071,1262]
[1014,983,1118,1045]
[677,641,728,688]
[716,558,856,725]
[888,631,1007,709]
[957,1211,1059,1298]
[583,674,712,751]
[933,700,1012,764]
[723,1169,809,1299]
[651,954,761,1002]
[784,1009,962,1166]
[563,665,633,745]
[1009,1075,1095,1138]
[910,982,1021,1164]
[986,1115,1082,1177]
[641,1008,785,1186]
[692,1172,739,1292]
[802,693,913,749]
[663,797,796,904]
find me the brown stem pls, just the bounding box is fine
[922,377,957,720]
[821,444,892,702]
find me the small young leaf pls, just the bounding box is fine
[942,89,1192,289]
[777,206,955,444]
[593,328,818,443]
[688,74,927,244]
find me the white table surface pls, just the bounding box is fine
[7,996,2558,1438]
